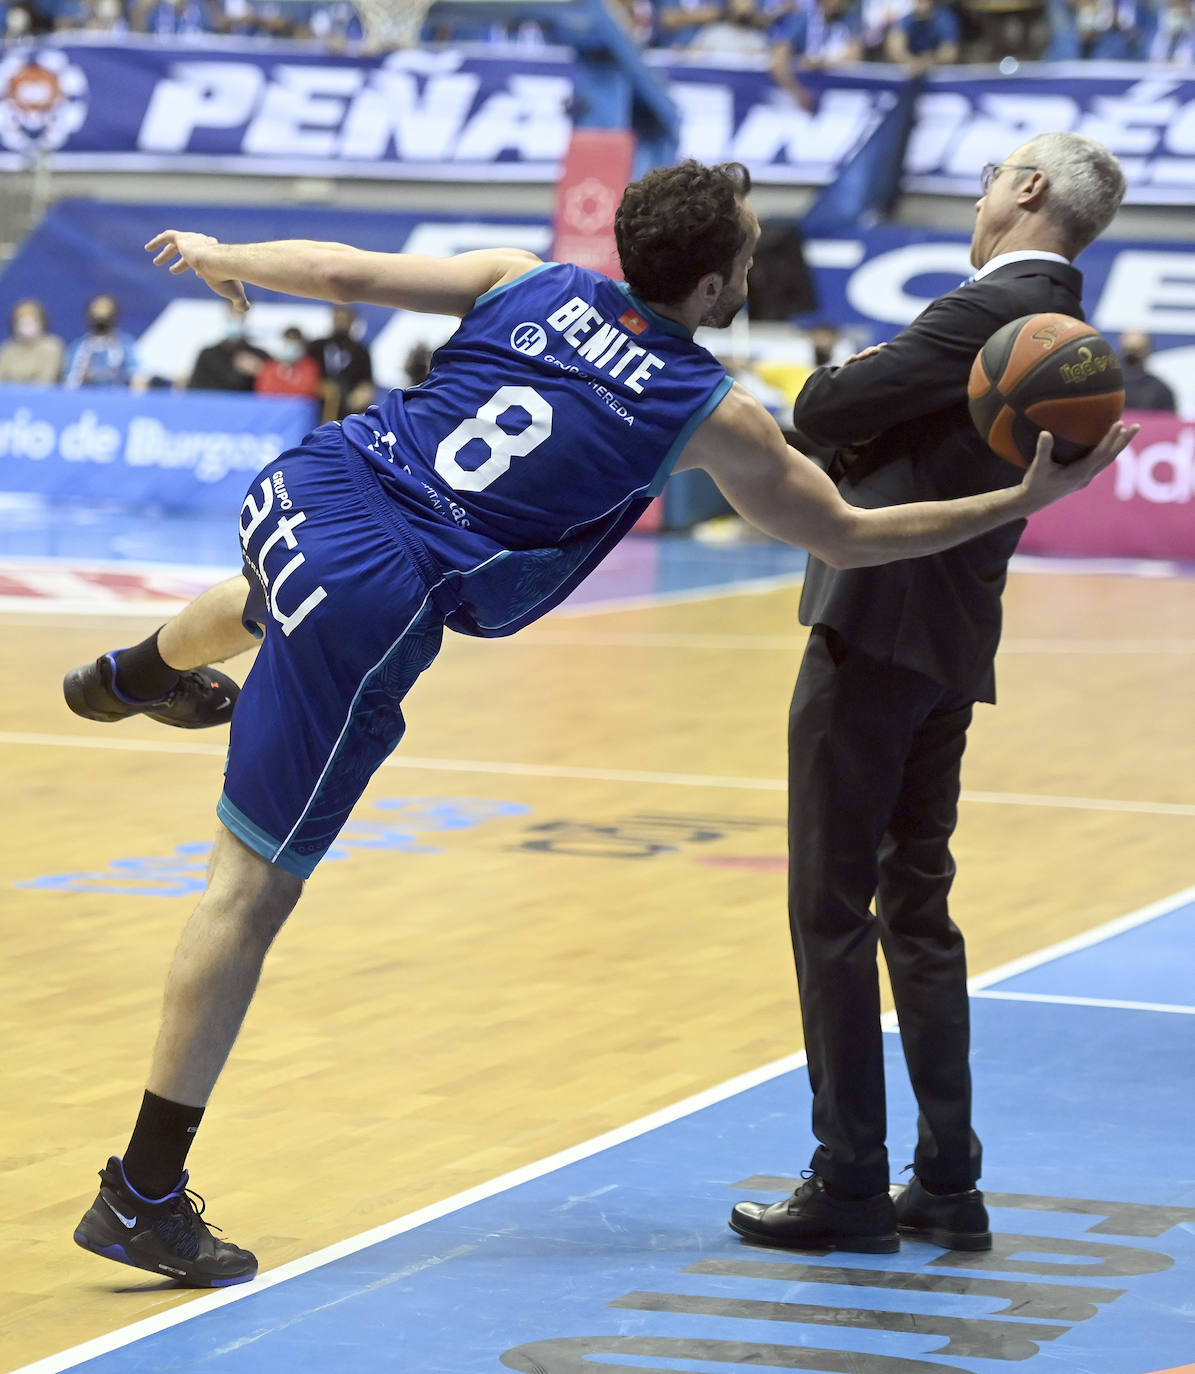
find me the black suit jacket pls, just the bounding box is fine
[793,258,1084,703]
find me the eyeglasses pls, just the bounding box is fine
[980,162,1039,194]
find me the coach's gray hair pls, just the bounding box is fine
[1018,132,1127,256]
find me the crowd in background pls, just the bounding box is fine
[0,297,1178,414]
[0,294,390,419]
[2,0,1192,63]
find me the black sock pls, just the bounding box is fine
[122,1090,205,1200]
[112,629,180,702]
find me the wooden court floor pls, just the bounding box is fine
[2,565,1194,1370]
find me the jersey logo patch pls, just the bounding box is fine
[510,322,548,355]
[619,309,648,336]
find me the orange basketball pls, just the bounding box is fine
[967,313,1125,468]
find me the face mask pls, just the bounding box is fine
[277,340,304,363]
[14,315,42,341]
[1121,349,1145,368]
[90,315,114,333]
[224,321,245,342]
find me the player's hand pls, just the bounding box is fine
[145,230,250,313]
[1020,421,1139,511]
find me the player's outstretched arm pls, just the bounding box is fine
[679,384,1137,569]
[145,231,542,317]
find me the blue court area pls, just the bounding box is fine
[27,890,1195,1374]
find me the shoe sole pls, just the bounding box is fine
[142,706,233,730]
[729,1215,900,1254]
[897,1222,992,1251]
[62,667,134,723]
[74,1224,257,1287]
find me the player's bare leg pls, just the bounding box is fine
[158,575,259,672]
[74,826,300,1286]
[147,825,301,1104]
[64,574,255,729]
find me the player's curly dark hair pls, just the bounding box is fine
[615,160,752,306]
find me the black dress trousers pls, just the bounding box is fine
[787,625,982,1197]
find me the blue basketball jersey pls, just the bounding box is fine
[337,262,731,637]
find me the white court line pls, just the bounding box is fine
[999,639,1195,654]
[968,883,1195,992]
[514,629,1195,654]
[973,989,1195,1016]
[0,597,195,617]
[0,555,239,579]
[14,879,1195,1374]
[5,732,1195,817]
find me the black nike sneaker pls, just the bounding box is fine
[74,1156,257,1287]
[63,653,238,729]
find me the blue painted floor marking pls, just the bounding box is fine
[33,891,1195,1374]
[984,898,1195,1008]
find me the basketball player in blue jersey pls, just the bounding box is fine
[67,160,1133,1287]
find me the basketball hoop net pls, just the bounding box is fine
[353,0,433,51]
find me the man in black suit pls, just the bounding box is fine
[731,132,1127,1254]
[1118,330,1177,413]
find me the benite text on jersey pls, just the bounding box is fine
[544,297,667,395]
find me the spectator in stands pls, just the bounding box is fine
[131,0,216,35]
[187,307,270,393]
[3,4,33,40]
[1068,0,1124,55]
[254,326,322,400]
[310,306,374,421]
[309,1,362,49]
[0,298,64,386]
[1149,0,1194,58]
[612,0,656,44]
[44,0,92,30]
[654,0,727,47]
[89,0,130,32]
[63,295,145,390]
[404,342,434,387]
[770,0,862,110]
[1119,332,1177,413]
[690,0,775,52]
[885,0,960,66]
[961,0,1045,60]
[202,0,306,37]
[860,0,913,57]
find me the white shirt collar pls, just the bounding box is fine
[972,249,1072,281]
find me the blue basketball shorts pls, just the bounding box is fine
[218,430,446,878]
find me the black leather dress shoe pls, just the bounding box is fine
[729,1175,899,1254]
[892,1177,992,1250]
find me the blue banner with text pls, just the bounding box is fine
[0,386,319,512]
[1,40,1192,202]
